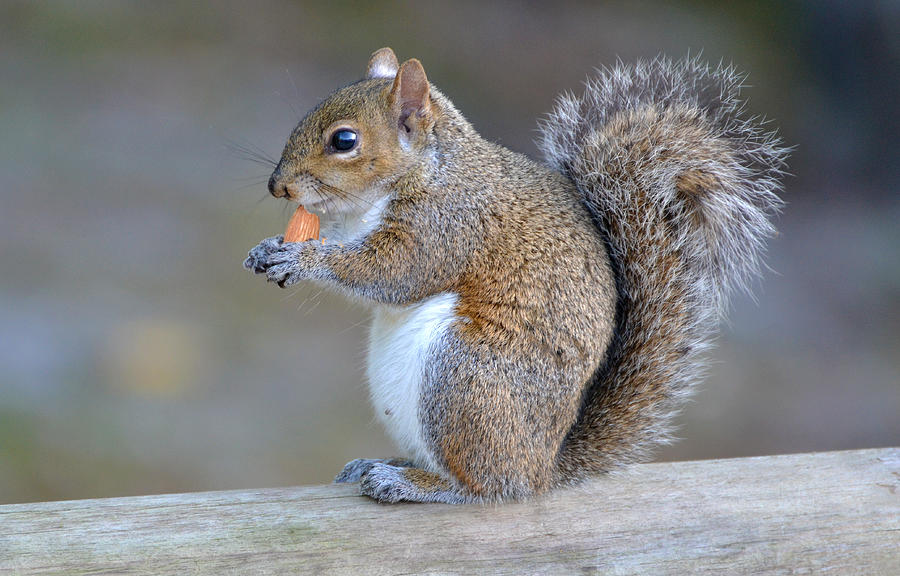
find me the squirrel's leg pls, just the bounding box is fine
[334,458,413,483]
[421,332,575,502]
[255,218,470,304]
[261,239,424,300]
[358,332,573,504]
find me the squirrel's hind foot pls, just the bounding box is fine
[334,457,414,483]
[357,463,470,504]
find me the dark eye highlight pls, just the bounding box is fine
[330,129,358,152]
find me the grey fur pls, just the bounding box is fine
[360,463,467,504]
[539,56,787,477]
[334,458,415,483]
[243,235,283,274]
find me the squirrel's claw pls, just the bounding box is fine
[244,235,284,273]
[264,241,310,288]
[265,260,296,287]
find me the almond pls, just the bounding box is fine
[284,205,320,242]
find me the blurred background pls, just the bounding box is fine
[1,1,897,504]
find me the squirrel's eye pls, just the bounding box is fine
[330,129,358,152]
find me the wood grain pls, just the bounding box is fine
[1,448,898,575]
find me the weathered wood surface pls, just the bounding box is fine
[1,448,898,575]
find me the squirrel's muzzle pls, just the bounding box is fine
[268,163,298,200]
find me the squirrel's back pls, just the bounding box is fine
[539,57,787,478]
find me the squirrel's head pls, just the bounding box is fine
[268,47,439,216]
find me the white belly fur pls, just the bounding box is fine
[367,292,459,470]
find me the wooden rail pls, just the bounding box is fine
[1,447,898,575]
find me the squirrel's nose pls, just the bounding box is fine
[268,166,298,199]
[267,172,283,198]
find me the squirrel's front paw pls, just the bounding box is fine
[243,235,284,273]
[265,241,314,288]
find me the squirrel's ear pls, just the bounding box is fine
[366,47,399,79]
[390,59,432,133]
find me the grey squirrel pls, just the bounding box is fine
[243,48,787,503]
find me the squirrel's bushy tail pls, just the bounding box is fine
[539,57,787,478]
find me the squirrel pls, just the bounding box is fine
[243,47,787,504]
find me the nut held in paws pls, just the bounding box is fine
[284,205,319,242]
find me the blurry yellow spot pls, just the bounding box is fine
[104,319,200,398]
